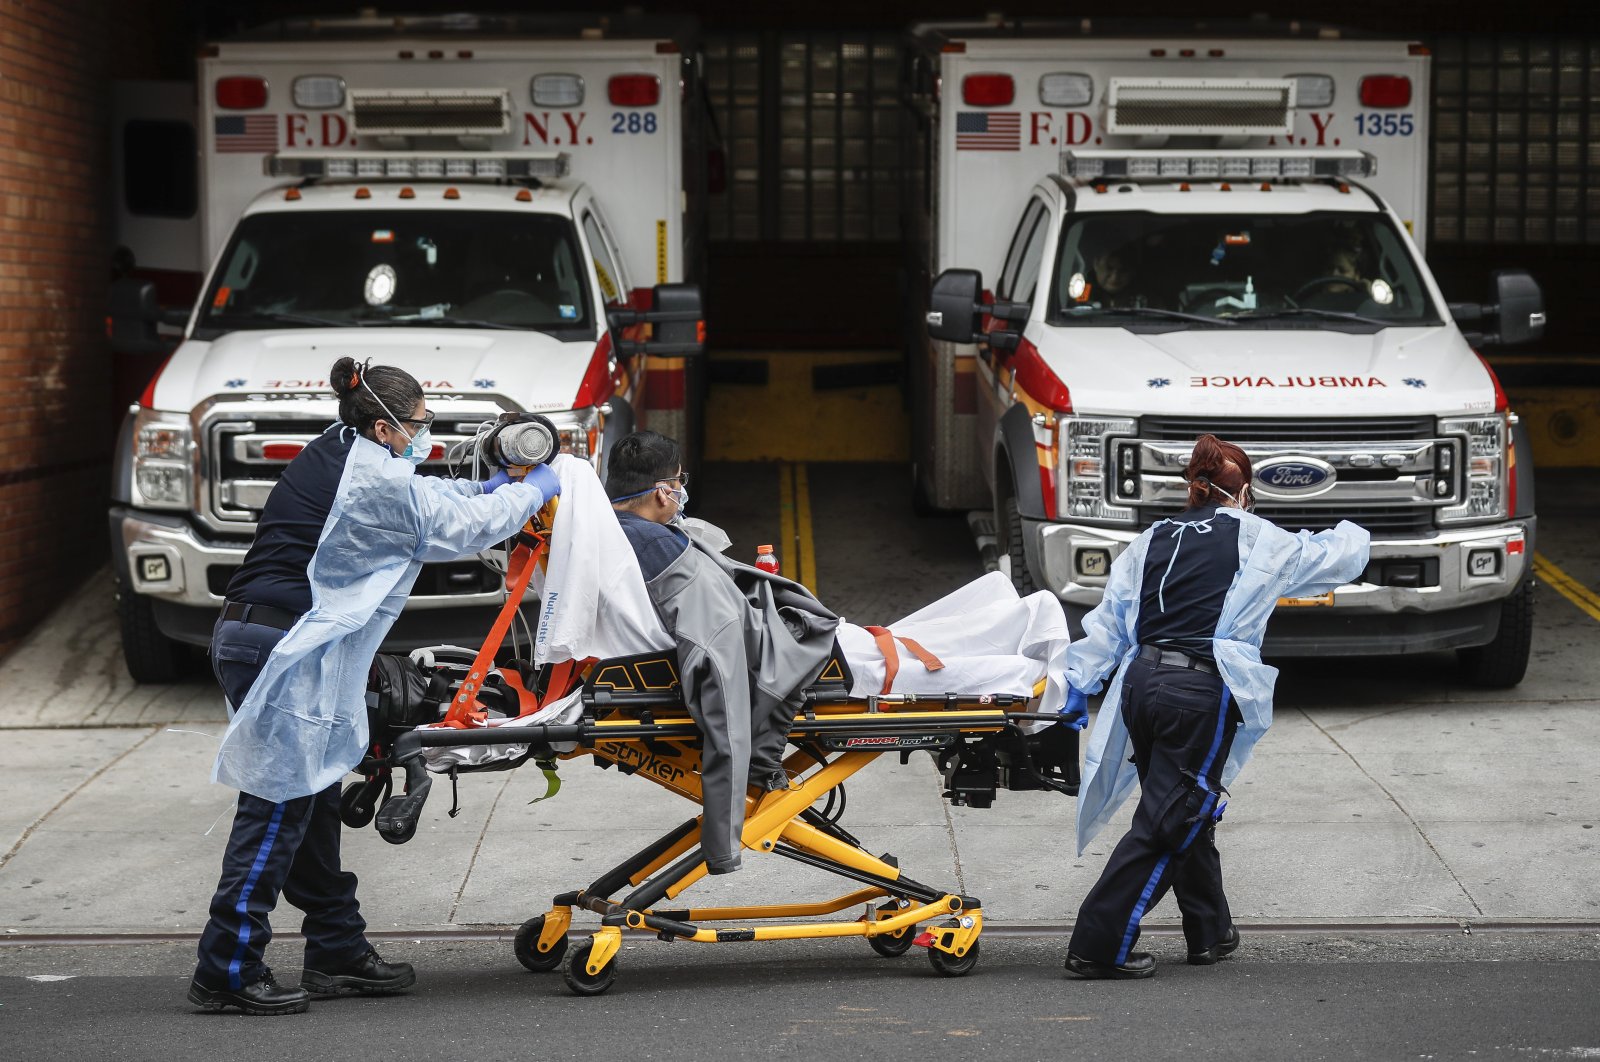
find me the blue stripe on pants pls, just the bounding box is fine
[226,801,286,990]
[1113,687,1233,966]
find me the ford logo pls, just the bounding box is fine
[1254,456,1336,499]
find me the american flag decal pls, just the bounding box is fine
[215,115,278,153]
[956,111,1021,151]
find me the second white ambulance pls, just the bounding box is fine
[908,20,1545,686]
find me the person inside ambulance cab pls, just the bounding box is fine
[1090,242,1144,308]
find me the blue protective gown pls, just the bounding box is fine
[1069,509,1370,855]
[212,431,548,802]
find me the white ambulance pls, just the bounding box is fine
[108,14,710,681]
[907,20,1545,686]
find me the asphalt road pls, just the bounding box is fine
[4,933,1598,1062]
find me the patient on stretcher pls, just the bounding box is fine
[425,434,1070,873]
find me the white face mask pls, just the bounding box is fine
[660,482,688,518]
[396,424,431,467]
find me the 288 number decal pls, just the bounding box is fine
[1355,113,1415,136]
[611,112,658,134]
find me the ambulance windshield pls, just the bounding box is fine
[1047,211,1441,329]
[195,211,593,338]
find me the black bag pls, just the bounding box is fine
[366,653,448,745]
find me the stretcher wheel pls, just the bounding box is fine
[513,916,568,973]
[563,941,617,996]
[867,904,916,958]
[927,937,980,978]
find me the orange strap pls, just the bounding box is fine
[441,528,546,727]
[864,626,945,695]
[865,625,899,695]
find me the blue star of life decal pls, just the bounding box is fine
[1148,377,1171,388]
[473,378,495,389]
[1403,378,1427,388]
[225,378,246,388]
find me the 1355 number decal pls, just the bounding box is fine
[1355,113,1415,136]
[612,112,658,134]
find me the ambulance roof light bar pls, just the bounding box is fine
[1061,149,1375,181]
[266,151,571,181]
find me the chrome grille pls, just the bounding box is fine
[1139,504,1433,536]
[1138,415,1435,443]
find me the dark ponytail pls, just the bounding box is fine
[1184,433,1252,508]
[329,357,423,436]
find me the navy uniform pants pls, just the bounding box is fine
[194,617,369,990]
[1069,653,1242,965]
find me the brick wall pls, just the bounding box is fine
[0,1,118,656]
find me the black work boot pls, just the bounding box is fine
[189,970,310,1015]
[301,946,416,996]
[1064,951,1157,980]
[1188,924,1241,966]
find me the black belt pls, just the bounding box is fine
[221,601,302,631]
[1138,644,1219,677]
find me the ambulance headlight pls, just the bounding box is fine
[133,409,193,510]
[293,76,346,110]
[1437,415,1508,525]
[1059,417,1136,524]
[1039,73,1094,107]
[543,406,602,461]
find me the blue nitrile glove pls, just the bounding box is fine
[524,463,562,506]
[1058,685,1089,731]
[482,468,513,494]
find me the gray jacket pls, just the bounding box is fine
[644,536,839,873]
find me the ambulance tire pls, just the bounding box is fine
[1456,577,1533,689]
[116,582,184,684]
[1000,493,1039,595]
[563,941,617,996]
[927,937,980,977]
[513,916,569,973]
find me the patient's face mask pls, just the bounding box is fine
[660,481,688,517]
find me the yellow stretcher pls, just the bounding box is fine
[361,504,1078,996]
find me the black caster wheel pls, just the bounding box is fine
[867,903,916,958]
[927,937,980,977]
[513,916,568,973]
[563,940,618,996]
[340,776,387,829]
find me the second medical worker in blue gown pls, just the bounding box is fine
[189,357,560,1015]
[1058,433,1369,980]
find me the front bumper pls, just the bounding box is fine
[110,506,532,648]
[1030,515,1534,656]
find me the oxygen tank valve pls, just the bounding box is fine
[485,412,561,468]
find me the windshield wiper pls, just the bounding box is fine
[215,310,364,328]
[1230,307,1391,327]
[383,316,525,331]
[1064,306,1237,327]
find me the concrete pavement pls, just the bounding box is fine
[2,464,1598,944]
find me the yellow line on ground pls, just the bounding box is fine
[1533,552,1600,623]
[779,463,797,584]
[795,462,818,596]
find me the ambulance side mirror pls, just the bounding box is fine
[926,269,984,343]
[109,278,173,355]
[1450,269,1545,347]
[1486,269,1545,347]
[609,283,706,357]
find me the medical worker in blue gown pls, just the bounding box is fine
[189,357,560,1015]
[1058,434,1369,980]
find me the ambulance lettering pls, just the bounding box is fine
[1027,111,1096,147]
[522,112,593,147]
[1189,376,1387,388]
[263,379,456,389]
[284,113,353,149]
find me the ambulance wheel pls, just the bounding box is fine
[999,492,1039,594]
[927,937,980,977]
[116,583,184,684]
[513,916,568,973]
[867,904,916,958]
[563,941,617,996]
[1456,577,1533,689]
